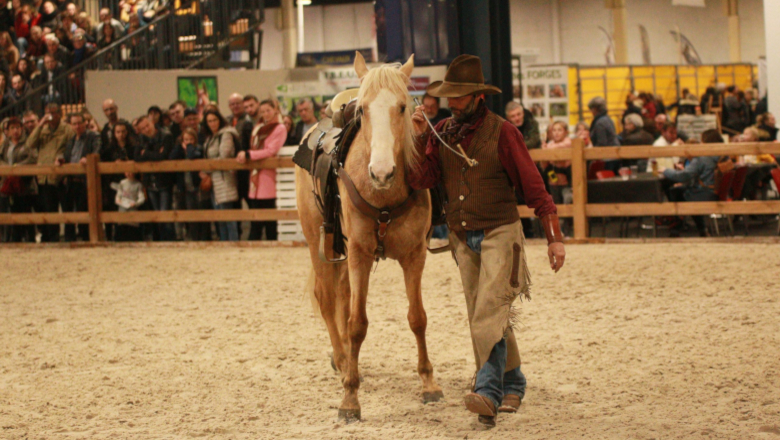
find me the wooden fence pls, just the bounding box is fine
[1,140,779,243]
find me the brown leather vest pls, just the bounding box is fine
[441,111,520,232]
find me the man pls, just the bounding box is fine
[61,112,101,241]
[291,98,319,146]
[96,8,125,39]
[242,94,262,125]
[226,93,254,209]
[44,34,72,69]
[135,116,176,241]
[647,121,683,172]
[168,100,186,141]
[101,99,120,147]
[410,55,565,427]
[588,96,620,172]
[504,101,540,150]
[26,103,75,242]
[5,74,32,109]
[22,111,39,136]
[35,54,66,106]
[71,29,94,66]
[660,129,721,237]
[0,117,37,243]
[422,93,452,125]
[26,26,47,58]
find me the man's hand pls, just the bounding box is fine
[79,157,87,165]
[236,151,247,164]
[548,242,565,273]
[411,105,429,137]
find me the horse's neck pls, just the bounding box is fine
[346,133,410,208]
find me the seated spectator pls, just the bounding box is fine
[22,110,38,136]
[74,12,96,43]
[575,121,594,148]
[0,0,14,41]
[59,11,78,35]
[66,3,79,18]
[238,99,285,241]
[622,93,642,122]
[654,94,667,115]
[39,1,60,30]
[5,74,32,110]
[120,0,141,25]
[44,34,71,69]
[25,26,47,58]
[201,108,240,241]
[114,171,145,241]
[668,88,699,117]
[0,31,19,67]
[61,111,101,241]
[723,90,750,134]
[96,8,125,39]
[135,115,176,241]
[754,113,778,141]
[647,121,683,172]
[71,29,94,65]
[505,101,540,150]
[639,92,656,119]
[0,117,37,243]
[422,93,452,126]
[35,53,65,105]
[660,128,722,237]
[54,25,73,52]
[15,6,42,55]
[620,113,654,146]
[14,57,40,84]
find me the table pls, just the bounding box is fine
[743,163,778,200]
[588,173,664,204]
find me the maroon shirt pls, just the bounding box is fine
[409,112,557,218]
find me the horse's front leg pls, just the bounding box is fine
[400,246,444,403]
[339,248,373,422]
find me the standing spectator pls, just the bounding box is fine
[620,113,654,146]
[14,57,40,84]
[5,74,32,110]
[654,94,667,115]
[237,99,285,241]
[96,8,125,39]
[135,115,175,241]
[74,12,96,43]
[39,1,59,30]
[282,114,297,145]
[71,29,94,65]
[0,31,19,66]
[226,92,253,214]
[100,119,135,240]
[622,93,642,122]
[422,93,452,125]
[723,91,750,134]
[291,98,318,146]
[0,0,14,38]
[575,122,594,148]
[505,101,540,150]
[0,117,37,243]
[169,127,210,240]
[61,112,100,241]
[101,98,119,146]
[22,110,38,136]
[167,100,185,141]
[542,121,572,207]
[755,113,778,141]
[114,171,145,241]
[147,105,163,128]
[647,121,683,172]
[44,34,71,69]
[588,97,619,147]
[35,53,65,105]
[26,102,75,242]
[96,19,116,50]
[639,92,657,120]
[201,108,239,241]
[242,94,261,125]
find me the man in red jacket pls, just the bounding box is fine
[410,54,566,427]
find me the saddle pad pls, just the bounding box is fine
[292,117,342,175]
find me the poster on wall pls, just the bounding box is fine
[520,65,570,134]
[177,76,218,108]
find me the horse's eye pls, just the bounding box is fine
[400,104,406,113]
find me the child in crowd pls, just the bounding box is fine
[114,171,145,241]
[170,127,210,241]
[542,121,573,204]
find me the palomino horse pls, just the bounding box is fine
[295,52,443,421]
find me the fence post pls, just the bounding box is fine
[571,138,588,239]
[86,153,104,243]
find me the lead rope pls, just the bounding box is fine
[413,97,478,167]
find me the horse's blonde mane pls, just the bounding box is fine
[356,63,419,171]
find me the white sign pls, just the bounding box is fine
[520,65,570,132]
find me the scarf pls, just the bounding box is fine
[442,100,488,143]
[251,121,279,150]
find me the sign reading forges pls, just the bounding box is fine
[520,65,570,132]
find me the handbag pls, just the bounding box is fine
[0,176,24,196]
[199,174,212,192]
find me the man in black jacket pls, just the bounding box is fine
[290,98,319,146]
[62,112,101,241]
[226,93,255,214]
[101,99,120,147]
[136,116,176,241]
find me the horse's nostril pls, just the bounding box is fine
[369,168,377,181]
[386,166,396,180]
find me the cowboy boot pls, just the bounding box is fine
[464,393,497,427]
[498,394,522,413]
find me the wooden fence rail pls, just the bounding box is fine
[1,141,779,242]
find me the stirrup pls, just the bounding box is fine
[318,225,347,263]
[427,240,451,254]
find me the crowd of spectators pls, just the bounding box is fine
[0,90,319,243]
[505,85,778,237]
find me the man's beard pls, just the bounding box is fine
[453,97,479,123]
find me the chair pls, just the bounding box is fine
[595,170,615,180]
[730,166,750,234]
[710,170,735,236]
[772,167,780,235]
[588,161,606,180]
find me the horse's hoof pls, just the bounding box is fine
[338,408,361,423]
[423,390,444,404]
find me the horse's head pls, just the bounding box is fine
[354,51,416,190]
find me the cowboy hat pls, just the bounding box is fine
[426,54,501,98]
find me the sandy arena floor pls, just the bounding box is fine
[1,243,779,439]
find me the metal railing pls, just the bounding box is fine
[0,0,264,118]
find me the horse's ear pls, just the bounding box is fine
[354,51,369,79]
[400,54,414,78]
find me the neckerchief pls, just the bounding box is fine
[443,101,488,143]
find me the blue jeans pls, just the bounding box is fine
[432,224,449,239]
[148,188,176,241]
[467,229,527,409]
[212,199,239,241]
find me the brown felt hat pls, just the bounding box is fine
[426,54,502,98]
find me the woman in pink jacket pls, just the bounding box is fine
[236,99,286,240]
